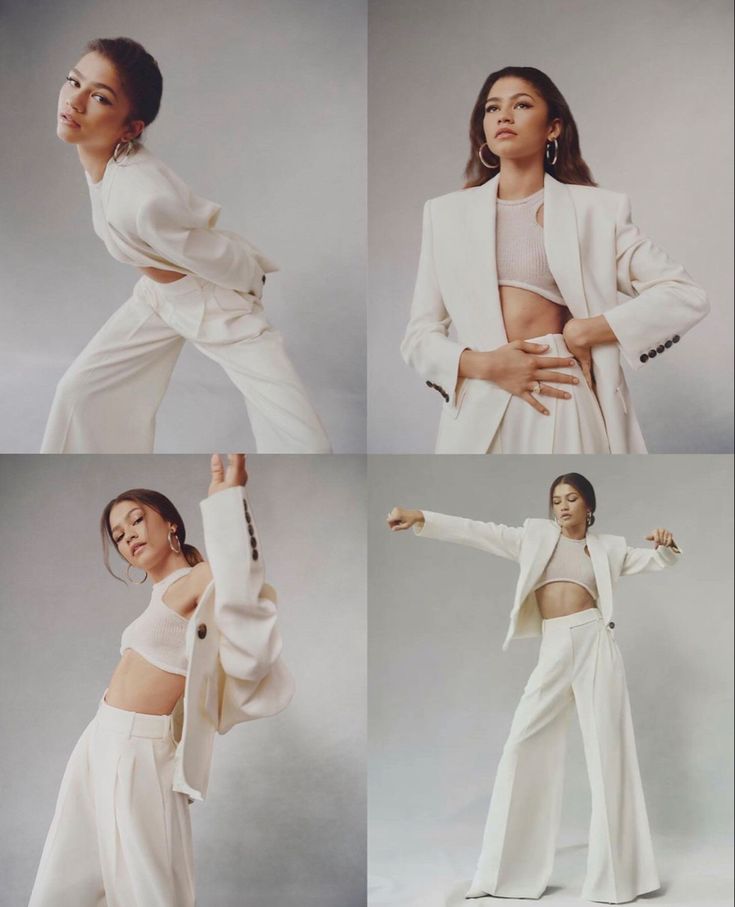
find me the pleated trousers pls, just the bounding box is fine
[28,691,195,907]
[487,333,611,454]
[40,273,332,454]
[466,608,660,904]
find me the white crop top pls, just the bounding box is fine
[534,535,598,600]
[85,143,278,295]
[120,567,193,676]
[496,188,565,306]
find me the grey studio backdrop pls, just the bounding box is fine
[0,454,366,907]
[368,0,734,453]
[368,455,734,906]
[0,0,365,452]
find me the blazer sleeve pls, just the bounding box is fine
[136,191,276,293]
[603,193,709,371]
[619,540,682,576]
[400,200,467,407]
[200,486,294,730]
[414,510,524,561]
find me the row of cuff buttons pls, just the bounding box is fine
[196,497,257,641]
[639,335,679,363]
[425,379,449,402]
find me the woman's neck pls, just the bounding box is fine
[497,157,546,201]
[77,144,114,184]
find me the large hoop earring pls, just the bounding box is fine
[478,143,500,170]
[168,528,182,555]
[545,137,558,166]
[112,138,136,163]
[126,563,147,584]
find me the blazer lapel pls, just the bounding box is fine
[462,175,509,347]
[586,534,613,621]
[516,520,560,606]
[542,173,590,318]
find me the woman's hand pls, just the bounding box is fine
[208,453,248,497]
[387,507,425,531]
[460,343,579,416]
[562,319,596,391]
[645,528,677,549]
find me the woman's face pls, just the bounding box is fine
[109,500,174,571]
[482,76,560,163]
[551,483,589,531]
[57,51,143,152]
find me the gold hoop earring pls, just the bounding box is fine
[112,138,136,163]
[545,138,558,166]
[478,143,499,170]
[126,563,147,584]
[168,528,182,555]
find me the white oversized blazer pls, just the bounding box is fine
[415,511,681,650]
[401,173,710,453]
[170,485,294,802]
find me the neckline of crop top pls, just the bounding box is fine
[119,566,193,676]
[496,186,545,206]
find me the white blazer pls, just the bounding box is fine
[401,173,710,453]
[415,511,681,650]
[171,486,294,802]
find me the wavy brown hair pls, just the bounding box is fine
[101,488,203,582]
[548,473,597,527]
[464,66,597,189]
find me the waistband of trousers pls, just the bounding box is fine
[143,271,208,299]
[96,688,173,738]
[524,332,574,359]
[541,607,603,634]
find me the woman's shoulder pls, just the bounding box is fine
[108,144,189,202]
[563,181,628,211]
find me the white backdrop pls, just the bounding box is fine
[368,0,733,453]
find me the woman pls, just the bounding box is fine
[387,473,681,903]
[29,454,294,907]
[401,66,709,454]
[43,37,331,454]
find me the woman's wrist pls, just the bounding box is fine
[565,315,618,348]
[459,348,495,381]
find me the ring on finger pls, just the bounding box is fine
[531,381,541,393]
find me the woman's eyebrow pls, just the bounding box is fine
[485,92,535,103]
[110,507,142,533]
[70,67,118,98]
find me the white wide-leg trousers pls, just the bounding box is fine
[466,608,660,904]
[28,691,195,907]
[487,333,611,454]
[40,274,332,453]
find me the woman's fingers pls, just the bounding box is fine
[536,368,580,386]
[538,384,572,400]
[534,355,578,369]
[520,391,549,415]
[210,453,224,482]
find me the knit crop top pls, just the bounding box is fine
[120,567,193,676]
[496,188,565,306]
[534,535,598,600]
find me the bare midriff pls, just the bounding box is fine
[105,649,186,716]
[137,265,188,283]
[535,581,597,620]
[499,285,571,342]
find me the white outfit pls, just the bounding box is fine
[414,511,681,902]
[41,143,331,453]
[402,172,710,453]
[28,693,195,907]
[29,487,294,905]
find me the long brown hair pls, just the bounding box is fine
[464,66,597,189]
[101,488,203,582]
[548,473,597,527]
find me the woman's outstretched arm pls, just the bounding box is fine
[620,526,682,575]
[387,506,524,561]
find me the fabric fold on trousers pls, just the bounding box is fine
[28,691,195,907]
[466,608,660,905]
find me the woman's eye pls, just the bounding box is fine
[133,516,143,524]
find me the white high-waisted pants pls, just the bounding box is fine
[466,608,659,904]
[40,274,332,453]
[28,691,194,907]
[487,333,611,454]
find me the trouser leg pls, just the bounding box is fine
[467,636,575,899]
[193,306,332,452]
[40,284,184,453]
[28,721,107,907]
[572,622,660,904]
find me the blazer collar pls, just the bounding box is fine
[467,172,590,324]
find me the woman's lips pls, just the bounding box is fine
[131,543,147,556]
[59,113,80,128]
